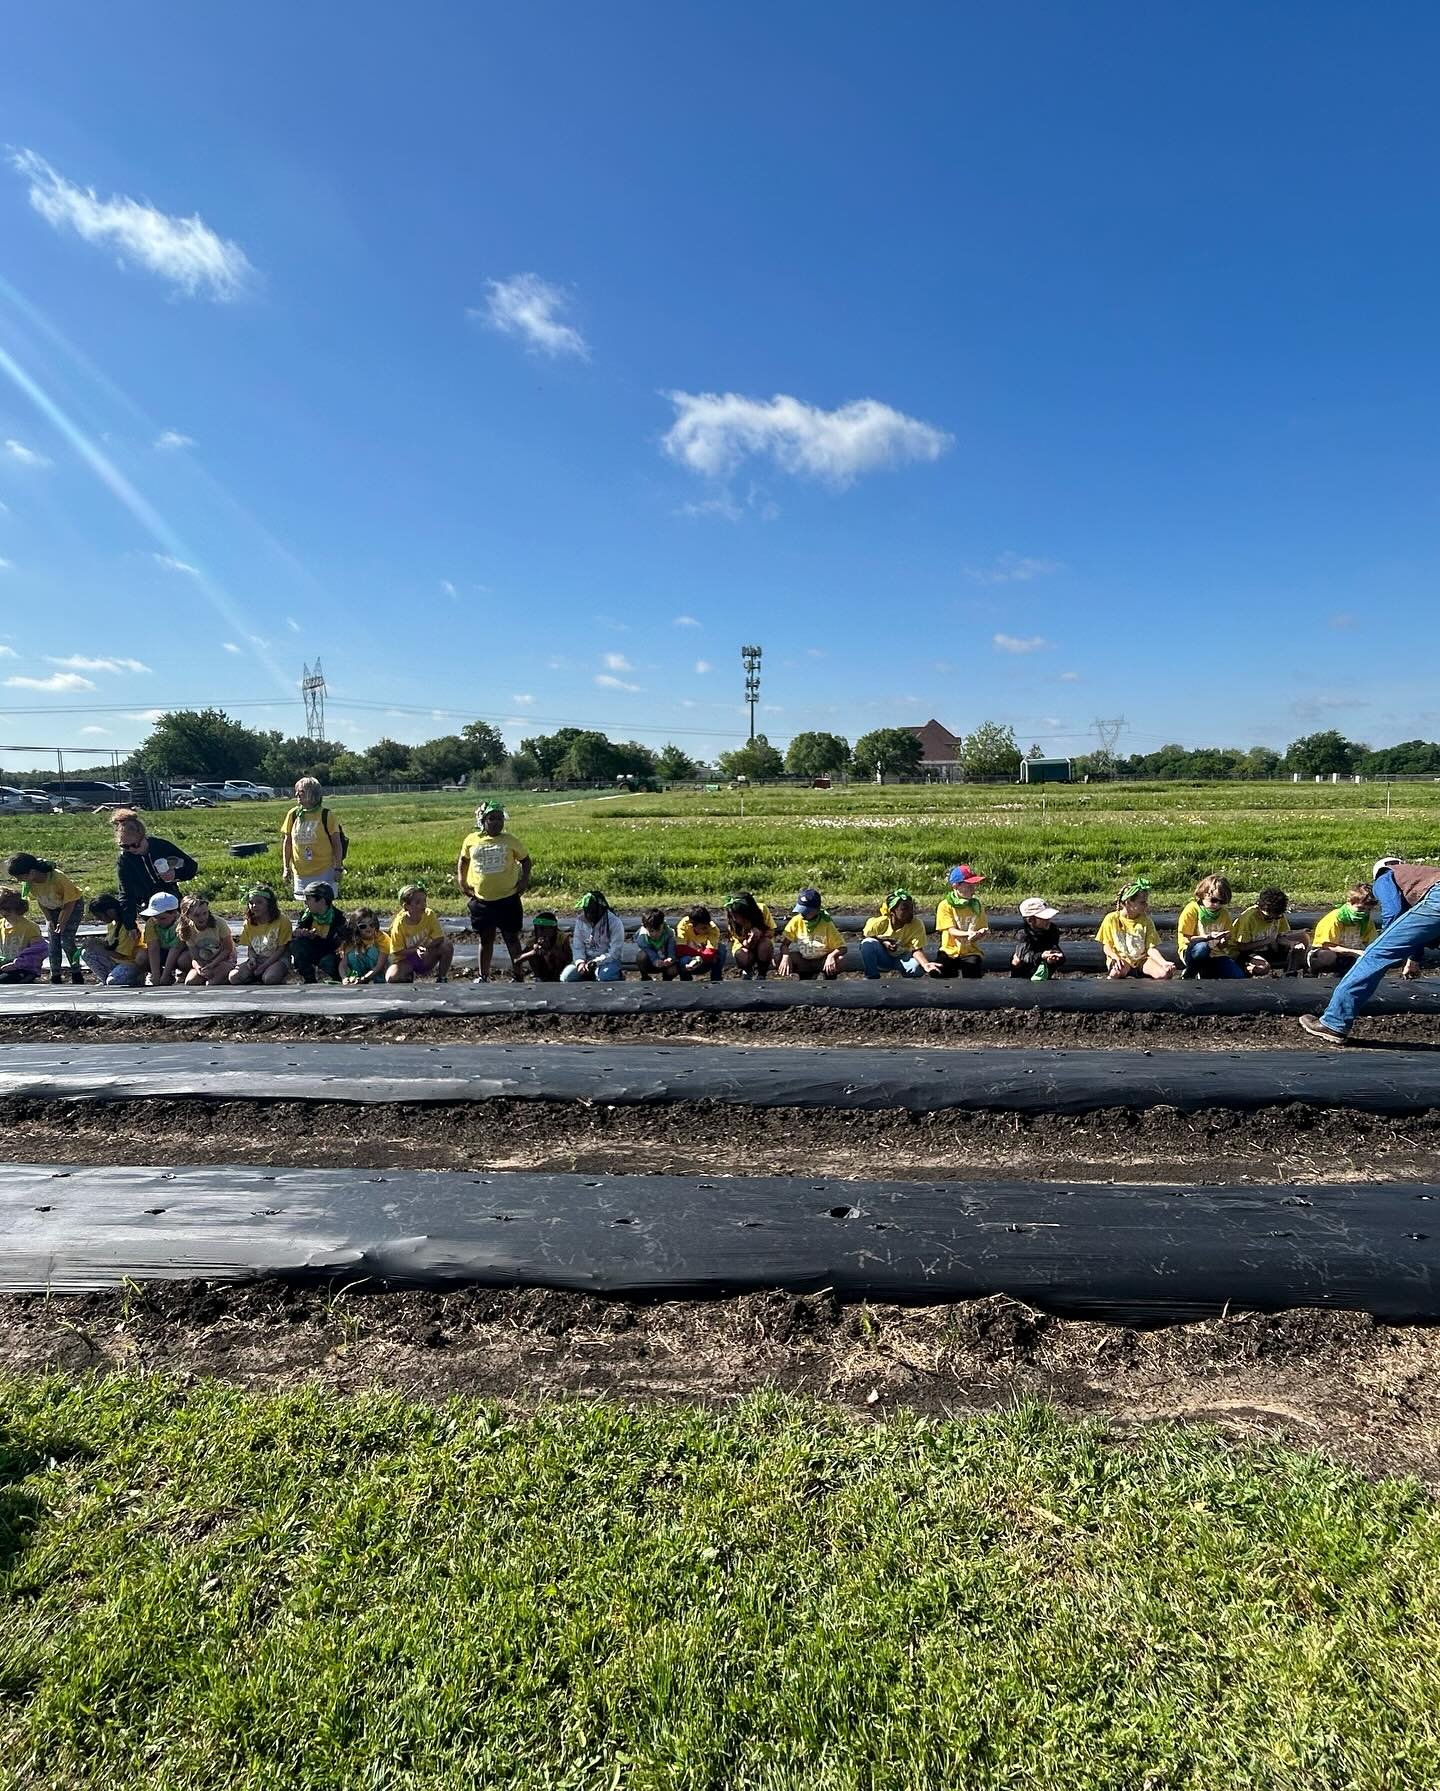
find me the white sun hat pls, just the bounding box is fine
[1019,897,1059,920]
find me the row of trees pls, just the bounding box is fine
[1090,732,1440,782]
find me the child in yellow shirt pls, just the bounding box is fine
[936,864,989,979]
[1229,888,1310,977]
[386,884,454,983]
[6,852,84,984]
[676,905,727,981]
[1176,874,1244,979]
[860,890,940,978]
[229,885,293,986]
[1308,883,1379,975]
[0,887,46,983]
[181,890,237,986]
[779,888,847,979]
[1097,878,1176,980]
[137,891,187,986]
[81,893,144,987]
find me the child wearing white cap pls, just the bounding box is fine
[138,891,185,986]
[1011,898,1066,981]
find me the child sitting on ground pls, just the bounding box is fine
[179,890,235,986]
[1308,883,1379,975]
[1097,878,1176,980]
[5,852,84,985]
[230,885,293,986]
[290,883,346,984]
[80,894,144,986]
[676,905,726,981]
[561,891,626,982]
[779,888,847,980]
[860,890,940,978]
[513,912,572,982]
[0,888,46,983]
[725,892,775,980]
[1229,888,1310,977]
[936,865,989,978]
[634,908,680,980]
[339,910,390,984]
[385,884,454,983]
[137,892,187,985]
[1176,874,1244,979]
[1011,897,1066,981]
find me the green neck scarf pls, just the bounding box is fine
[1338,903,1367,924]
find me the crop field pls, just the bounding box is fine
[4,779,1439,915]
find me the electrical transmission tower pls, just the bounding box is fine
[1093,715,1126,758]
[741,644,763,742]
[302,660,327,743]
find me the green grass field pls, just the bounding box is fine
[4,780,1438,915]
[4,1379,1438,1790]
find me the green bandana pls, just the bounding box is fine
[1119,877,1151,903]
[1338,903,1366,924]
[1197,905,1220,924]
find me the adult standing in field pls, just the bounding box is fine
[456,800,532,982]
[111,809,198,930]
[1300,860,1440,1044]
[282,778,346,899]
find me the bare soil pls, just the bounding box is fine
[4,1281,1436,1485]
[5,1096,1440,1183]
[0,1007,1436,1051]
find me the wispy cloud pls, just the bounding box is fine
[46,654,150,674]
[248,632,270,650]
[695,660,712,674]
[125,709,166,723]
[1289,694,1371,722]
[285,616,300,633]
[79,725,110,736]
[222,641,241,654]
[603,651,633,672]
[0,644,15,658]
[595,673,640,692]
[673,614,701,628]
[473,274,589,359]
[152,552,198,576]
[512,692,536,706]
[0,558,11,572]
[677,493,742,522]
[11,150,256,301]
[965,552,1063,585]
[1327,612,1358,631]
[439,579,457,598]
[153,429,194,452]
[993,633,1052,654]
[1059,670,1081,682]
[5,438,51,469]
[663,391,951,486]
[5,671,96,691]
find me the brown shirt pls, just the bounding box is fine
[1390,864,1440,906]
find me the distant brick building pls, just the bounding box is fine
[907,719,962,782]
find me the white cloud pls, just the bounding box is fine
[965,553,1063,586]
[11,150,256,301]
[695,659,712,674]
[595,673,640,692]
[0,558,10,571]
[993,633,1052,655]
[440,580,457,598]
[153,430,194,452]
[45,655,150,674]
[673,614,701,628]
[285,616,300,633]
[806,648,827,659]
[603,651,633,672]
[248,633,270,650]
[677,493,742,522]
[5,439,51,469]
[1059,670,1081,682]
[0,644,15,657]
[512,692,536,706]
[473,273,589,359]
[80,725,110,737]
[152,552,199,576]
[5,671,96,691]
[662,391,951,486]
[222,641,241,654]
[125,709,166,723]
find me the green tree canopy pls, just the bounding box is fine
[716,734,785,781]
[852,728,924,782]
[785,731,851,779]
[958,721,1021,781]
[1285,731,1366,777]
[460,720,507,769]
[128,709,270,781]
[656,742,700,782]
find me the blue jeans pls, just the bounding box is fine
[1321,884,1440,1033]
[560,959,624,982]
[1183,940,1246,979]
[859,938,926,979]
[678,945,728,981]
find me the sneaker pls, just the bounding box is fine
[48,969,63,986]
[1299,1014,1348,1047]
[70,967,85,985]
[1031,964,1051,982]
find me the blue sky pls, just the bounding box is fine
[1,3,1437,769]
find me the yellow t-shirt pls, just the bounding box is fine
[1311,907,1377,954]
[726,903,775,940]
[461,830,527,900]
[184,920,232,965]
[1176,901,1233,957]
[105,921,141,965]
[936,897,988,958]
[22,869,81,913]
[1230,907,1291,956]
[1097,910,1159,967]
[782,914,846,958]
[239,916,293,961]
[283,806,338,875]
[862,912,927,955]
[0,914,42,962]
[676,917,722,952]
[388,908,445,956]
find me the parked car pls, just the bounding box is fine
[220,779,277,801]
[41,779,124,812]
[19,789,52,809]
[0,785,36,813]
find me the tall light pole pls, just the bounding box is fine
[741,644,762,742]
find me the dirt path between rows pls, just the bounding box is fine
[4,1282,1435,1486]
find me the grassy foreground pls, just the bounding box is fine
[3,780,1439,914]
[3,1380,1439,1789]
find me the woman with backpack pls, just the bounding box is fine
[282,777,347,898]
